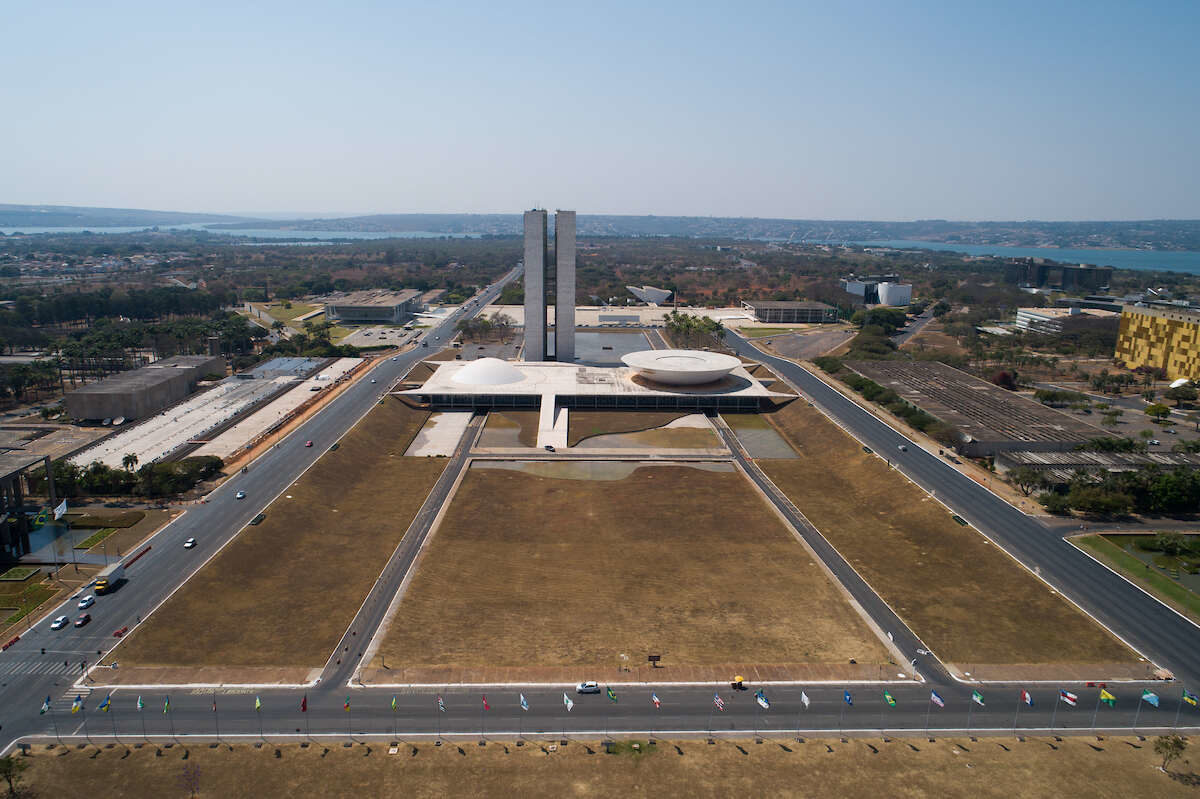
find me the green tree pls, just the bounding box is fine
[1165,385,1198,407]
[1154,733,1186,772]
[121,453,139,472]
[1007,467,1046,497]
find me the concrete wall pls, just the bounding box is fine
[523,210,548,361]
[554,210,576,362]
[64,355,223,421]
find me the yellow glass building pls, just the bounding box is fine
[1115,306,1200,380]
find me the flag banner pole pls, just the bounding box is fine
[214,694,220,745]
[169,706,175,742]
[1133,697,1142,732]
[966,701,973,736]
[1174,693,1184,730]
[348,703,353,744]
[1090,692,1102,731]
[110,707,118,745]
[707,703,715,737]
[141,706,147,743]
[1013,695,1021,734]
[49,706,62,746]
[1050,692,1059,733]
[839,693,845,736]
[82,706,91,747]
[924,696,932,736]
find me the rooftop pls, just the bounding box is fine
[1017,307,1119,319]
[68,355,219,396]
[741,300,836,310]
[324,289,421,307]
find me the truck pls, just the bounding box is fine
[93,562,126,595]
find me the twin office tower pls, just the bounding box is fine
[523,209,575,362]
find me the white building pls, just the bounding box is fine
[876,282,913,307]
[1015,306,1119,334]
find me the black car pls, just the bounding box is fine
[74,613,92,628]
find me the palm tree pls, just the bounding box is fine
[122,453,139,472]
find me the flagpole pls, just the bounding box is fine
[141,704,147,743]
[214,693,220,745]
[82,704,91,747]
[1173,691,1184,731]
[1133,696,1142,732]
[1013,695,1021,735]
[49,705,62,746]
[1090,691,1102,732]
[348,702,353,744]
[707,701,715,738]
[110,705,118,745]
[306,705,310,742]
[924,696,932,736]
[1050,692,1059,733]
[839,689,846,737]
[168,703,175,742]
[754,700,760,738]
[966,700,973,736]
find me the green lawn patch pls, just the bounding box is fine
[65,510,145,529]
[75,528,118,550]
[1075,534,1200,624]
[0,566,38,581]
[2,585,56,624]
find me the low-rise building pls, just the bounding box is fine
[1015,306,1119,335]
[741,300,838,324]
[64,355,225,421]
[324,289,422,325]
[1115,305,1200,381]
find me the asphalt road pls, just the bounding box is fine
[0,267,520,750]
[725,333,1200,689]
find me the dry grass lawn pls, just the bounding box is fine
[105,398,446,672]
[376,461,887,672]
[758,401,1135,666]
[480,411,540,448]
[17,736,1197,799]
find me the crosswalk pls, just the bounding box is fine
[0,658,82,678]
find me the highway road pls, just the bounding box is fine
[0,267,520,751]
[724,332,1200,689]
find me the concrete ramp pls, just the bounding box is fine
[535,393,568,449]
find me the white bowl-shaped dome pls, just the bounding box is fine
[621,349,742,385]
[452,357,525,386]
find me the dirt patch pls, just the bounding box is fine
[567,411,690,447]
[758,401,1136,667]
[63,509,145,529]
[372,461,888,678]
[480,411,539,448]
[100,398,447,676]
[18,737,1196,799]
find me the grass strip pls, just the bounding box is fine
[0,566,38,581]
[2,585,56,624]
[74,528,117,550]
[1075,535,1200,624]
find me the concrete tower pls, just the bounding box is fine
[554,210,576,362]
[523,209,548,361]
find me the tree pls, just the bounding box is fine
[122,453,139,472]
[1145,403,1171,421]
[1007,467,1046,497]
[1154,734,1186,772]
[0,755,28,797]
[1165,385,1198,407]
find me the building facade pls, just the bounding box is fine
[64,355,225,421]
[324,290,421,324]
[523,209,576,362]
[1116,305,1200,380]
[741,300,838,324]
[876,282,913,307]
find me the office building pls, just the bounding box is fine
[741,300,838,324]
[324,289,422,325]
[1015,306,1119,335]
[1115,305,1200,380]
[64,354,225,421]
[523,209,576,362]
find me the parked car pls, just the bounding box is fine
[74,613,92,628]
[50,615,69,631]
[183,537,197,549]
[77,595,95,610]
[576,681,601,694]
[1150,439,1161,446]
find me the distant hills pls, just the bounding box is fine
[4,204,1200,251]
[0,204,253,228]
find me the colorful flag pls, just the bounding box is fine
[1184,689,1198,707]
[801,691,811,709]
[1059,690,1078,706]
[212,696,217,713]
[391,695,397,711]
[344,696,351,712]
[481,695,489,711]
[520,694,529,712]
[755,690,770,710]
[651,692,661,709]
[301,695,307,713]
[163,696,170,714]
[1021,690,1033,707]
[713,693,725,711]
[438,695,446,713]
[71,695,83,714]
[607,686,618,703]
[99,694,111,713]
[844,690,853,706]
[136,696,144,711]
[40,696,51,715]
[971,690,985,707]
[1141,690,1160,708]
[563,692,574,712]
[930,690,945,708]
[1099,689,1116,707]
[884,690,896,707]
[54,500,67,520]
[255,695,262,712]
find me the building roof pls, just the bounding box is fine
[998,450,1200,470]
[324,289,420,307]
[1017,307,1119,319]
[453,358,526,386]
[742,300,835,310]
[621,349,742,386]
[0,452,46,482]
[844,360,1108,446]
[67,356,217,397]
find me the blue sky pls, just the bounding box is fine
[2,0,1197,220]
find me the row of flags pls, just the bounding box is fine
[46,685,1198,715]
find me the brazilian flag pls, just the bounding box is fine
[606,686,618,703]
[884,690,897,707]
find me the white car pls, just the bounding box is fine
[1150,439,1161,446]
[183,537,197,549]
[235,491,246,500]
[77,595,95,610]
[50,615,70,631]
[576,681,601,694]
[371,378,377,384]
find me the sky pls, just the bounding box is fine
[2,0,1198,221]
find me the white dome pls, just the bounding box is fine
[452,357,526,386]
[621,349,742,385]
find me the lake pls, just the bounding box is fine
[853,240,1200,275]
